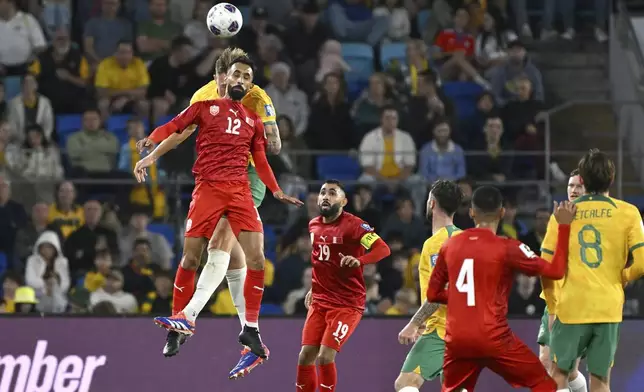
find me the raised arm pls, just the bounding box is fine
[505,225,571,280]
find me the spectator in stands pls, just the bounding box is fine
[47,181,84,239]
[487,40,543,106]
[284,1,330,92]
[183,0,212,57]
[474,12,516,71]
[498,197,527,239]
[0,120,9,171]
[432,7,490,88]
[0,175,28,265]
[7,73,54,143]
[25,230,70,297]
[283,266,312,315]
[381,198,427,250]
[265,62,309,136]
[352,73,395,137]
[95,40,150,120]
[401,40,431,96]
[14,202,57,265]
[0,83,6,120]
[347,184,381,232]
[270,233,311,304]
[136,0,181,62]
[235,6,280,56]
[147,36,193,124]
[378,249,407,301]
[67,287,90,313]
[118,118,167,219]
[12,286,38,313]
[121,238,156,301]
[0,271,20,313]
[272,114,311,179]
[454,177,475,229]
[306,73,354,151]
[252,0,295,26]
[314,40,351,87]
[83,249,112,292]
[64,200,119,277]
[327,0,390,47]
[508,273,544,316]
[280,191,319,251]
[520,207,549,254]
[0,0,47,76]
[89,268,138,313]
[83,0,134,65]
[373,0,410,41]
[418,120,466,185]
[29,27,90,114]
[67,108,119,175]
[405,69,454,147]
[210,281,237,316]
[36,268,68,313]
[462,91,496,147]
[119,210,173,270]
[139,270,172,314]
[253,34,288,87]
[384,287,417,315]
[467,115,513,183]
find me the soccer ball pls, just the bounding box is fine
[207,3,243,38]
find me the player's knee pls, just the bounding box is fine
[394,373,423,391]
[229,244,246,269]
[180,251,201,270]
[298,347,318,366]
[316,350,336,365]
[538,352,551,370]
[567,368,579,381]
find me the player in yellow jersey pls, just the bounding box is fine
[541,149,644,392]
[137,48,283,376]
[537,169,588,392]
[394,180,463,392]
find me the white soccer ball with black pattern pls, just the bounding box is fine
[207,3,243,38]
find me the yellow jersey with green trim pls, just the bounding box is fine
[540,194,644,324]
[419,225,461,338]
[189,81,276,167]
[539,215,562,305]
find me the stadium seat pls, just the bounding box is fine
[0,252,7,278]
[263,225,277,262]
[260,303,284,315]
[106,115,131,145]
[316,155,361,181]
[341,43,374,83]
[155,115,174,128]
[238,6,250,22]
[3,76,22,100]
[147,223,175,248]
[56,114,83,147]
[417,10,431,33]
[380,42,407,69]
[441,82,484,119]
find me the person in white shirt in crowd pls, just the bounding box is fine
[25,230,70,297]
[475,12,517,72]
[118,210,173,270]
[373,0,411,42]
[265,62,309,136]
[7,73,54,143]
[182,0,211,57]
[89,268,138,314]
[0,0,47,77]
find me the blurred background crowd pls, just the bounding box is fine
[0,0,643,318]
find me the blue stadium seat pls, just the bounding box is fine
[155,115,174,128]
[3,76,22,100]
[263,225,277,262]
[260,303,284,315]
[417,10,431,33]
[380,42,407,69]
[106,115,133,146]
[316,155,361,181]
[56,114,83,147]
[0,252,7,278]
[148,223,175,248]
[441,82,484,119]
[341,43,374,83]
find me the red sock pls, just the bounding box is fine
[171,266,196,315]
[296,364,317,392]
[243,268,265,325]
[317,363,337,391]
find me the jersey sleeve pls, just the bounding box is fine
[350,220,380,250]
[504,239,548,275]
[417,240,433,304]
[170,102,203,131]
[251,88,277,124]
[426,244,449,304]
[539,215,558,260]
[623,207,644,282]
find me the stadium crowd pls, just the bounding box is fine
[1,0,641,318]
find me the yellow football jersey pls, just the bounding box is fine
[540,194,644,324]
[419,225,461,339]
[539,215,562,306]
[189,81,277,166]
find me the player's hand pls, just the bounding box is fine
[304,289,312,309]
[339,253,361,268]
[273,190,304,207]
[136,137,155,153]
[133,155,156,183]
[398,321,423,345]
[553,200,577,225]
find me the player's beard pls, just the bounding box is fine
[319,202,341,218]
[229,85,246,101]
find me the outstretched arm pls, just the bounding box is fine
[148,126,196,160]
[263,121,282,154]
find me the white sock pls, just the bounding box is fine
[557,389,571,392]
[183,249,230,322]
[569,373,587,392]
[226,267,247,327]
[398,387,419,392]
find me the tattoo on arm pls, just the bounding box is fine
[264,122,281,154]
[410,301,441,325]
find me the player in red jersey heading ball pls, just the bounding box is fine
[427,186,576,392]
[295,180,391,392]
[134,56,302,361]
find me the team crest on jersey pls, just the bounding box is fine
[264,104,275,117]
[209,105,219,116]
[360,223,373,232]
[431,254,438,267]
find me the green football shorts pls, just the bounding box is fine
[400,331,445,381]
[537,307,550,346]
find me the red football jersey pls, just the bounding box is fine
[309,211,377,311]
[434,29,475,56]
[168,99,266,182]
[428,228,551,349]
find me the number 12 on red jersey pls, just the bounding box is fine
[456,258,475,306]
